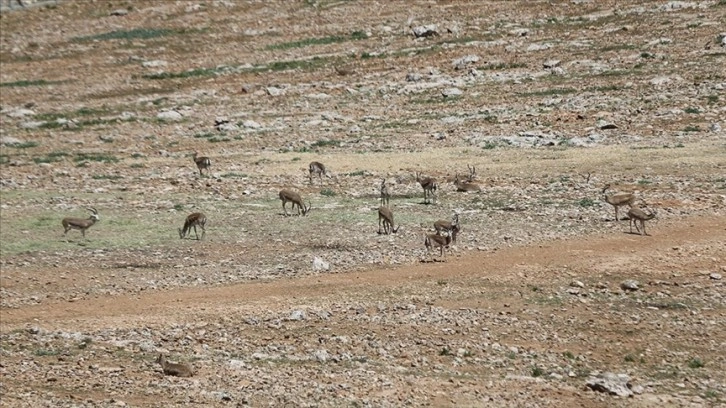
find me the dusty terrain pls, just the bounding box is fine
[1,0,725,407]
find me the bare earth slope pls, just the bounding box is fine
[1,0,725,407]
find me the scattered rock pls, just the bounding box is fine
[313,257,330,272]
[710,273,722,280]
[442,88,463,98]
[621,280,640,291]
[453,55,480,70]
[156,110,183,121]
[586,372,634,397]
[412,25,439,38]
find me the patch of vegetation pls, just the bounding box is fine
[683,125,701,132]
[439,347,452,356]
[531,366,545,377]
[594,85,622,92]
[92,174,123,180]
[193,132,216,139]
[518,88,577,97]
[578,198,596,207]
[265,57,330,72]
[33,151,69,164]
[220,172,248,179]
[637,179,652,185]
[143,66,228,80]
[208,136,231,143]
[436,279,448,286]
[129,163,145,169]
[0,79,65,88]
[72,28,176,42]
[600,44,637,52]
[311,139,341,148]
[482,141,498,150]
[361,51,386,59]
[0,154,9,165]
[684,107,701,114]
[173,204,184,211]
[688,358,704,369]
[345,170,365,177]
[482,62,526,70]
[7,141,39,149]
[266,31,367,51]
[640,52,656,59]
[74,153,119,164]
[704,390,720,401]
[706,95,719,104]
[34,348,59,356]
[320,189,336,197]
[562,351,575,359]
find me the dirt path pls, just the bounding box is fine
[4,214,723,331]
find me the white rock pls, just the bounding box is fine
[156,110,183,121]
[142,60,167,68]
[313,256,330,271]
[266,86,285,96]
[442,88,463,98]
[453,55,479,70]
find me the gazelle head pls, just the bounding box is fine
[302,200,312,216]
[88,207,99,220]
[466,164,476,182]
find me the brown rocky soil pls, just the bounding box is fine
[1,1,725,407]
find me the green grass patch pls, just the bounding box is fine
[320,189,336,197]
[92,174,123,180]
[531,366,545,377]
[345,170,365,177]
[311,139,341,148]
[34,348,60,357]
[0,154,9,165]
[578,198,596,207]
[32,151,69,164]
[74,153,119,164]
[600,44,638,52]
[72,28,177,42]
[482,62,526,70]
[637,179,652,185]
[193,132,216,139]
[7,141,39,149]
[266,31,367,50]
[684,107,701,114]
[143,66,228,80]
[518,88,577,97]
[683,125,701,132]
[0,79,65,87]
[688,358,704,369]
[220,172,248,179]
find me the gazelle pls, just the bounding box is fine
[415,172,438,204]
[424,225,459,260]
[192,152,211,176]
[465,164,477,182]
[627,207,656,236]
[377,206,400,235]
[61,207,99,238]
[156,354,194,377]
[308,161,330,184]
[454,174,481,192]
[178,212,206,240]
[380,179,391,206]
[279,189,311,216]
[434,213,460,243]
[601,184,636,222]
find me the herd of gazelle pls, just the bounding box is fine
[60,159,658,256]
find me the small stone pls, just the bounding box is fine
[288,310,306,321]
[570,280,585,288]
[110,8,129,16]
[709,273,722,280]
[412,25,438,38]
[621,280,640,291]
[586,372,633,397]
[442,88,463,98]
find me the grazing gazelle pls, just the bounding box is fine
[377,206,400,235]
[61,207,99,238]
[453,174,481,192]
[178,212,206,240]
[279,189,311,216]
[434,213,460,243]
[308,161,329,184]
[601,184,636,222]
[380,179,391,206]
[156,354,194,378]
[424,225,459,261]
[415,172,438,204]
[192,152,211,176]
[627,207,656,236]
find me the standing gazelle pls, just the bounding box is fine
[192,152,211,176]
[61,207,99,238]
[627,207,656,236]
[601,184,636,222]
[178,212,207,240]
[415,172,438,204]
[380,179,391,206]
[377,206,400,235]
[424,225,459,261]
[308,161,329,185]
[279,189,311,216]
[434,213,460,243]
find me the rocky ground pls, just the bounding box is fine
[0,1,725,407]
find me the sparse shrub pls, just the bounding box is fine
[74,153,119,163]
[688,358,704,368]
[320,189,336,197]
[311,140,341,148]
[439,347,452,356]
[684,107,701,114]
[531,366,544,377]
[562,351,574,359]
[578,198,596,207]
[345,170,365,177]
[683,125,701,132]
[8,141,39,149]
